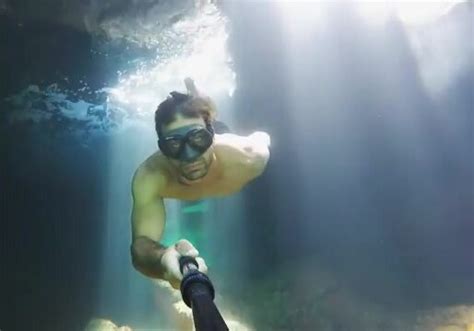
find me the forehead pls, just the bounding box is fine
[162,113,206,135]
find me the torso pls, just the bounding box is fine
[141,134,256,201]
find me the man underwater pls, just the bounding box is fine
[130,78,271,288]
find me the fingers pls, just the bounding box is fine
[169,278,181,290]
[175,239,199,257]
[175,240,207,274]
[161,247,183,281]
[195,257,208,274]
[162,239,208,289]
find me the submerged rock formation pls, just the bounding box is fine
[84,318,132,331]
[415,306,474,331]
[217,259,474,331]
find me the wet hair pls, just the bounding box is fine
[154,91,216,136]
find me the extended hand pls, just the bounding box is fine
[160,239,208,289]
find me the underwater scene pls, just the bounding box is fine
[0,1,473,330]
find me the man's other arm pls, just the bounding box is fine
[247,131,271,177]
[218,131,271,178]
[130,167,168,279]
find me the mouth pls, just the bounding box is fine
[182,161,203,171]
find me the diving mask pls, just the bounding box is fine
[158,124,214,161]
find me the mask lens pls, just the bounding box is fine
[159,126,213,160]
[188,129,212,150]
[163,137,183,156]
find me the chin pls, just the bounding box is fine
[183,169,208,181]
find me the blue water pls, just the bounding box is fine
[1,1,472,330]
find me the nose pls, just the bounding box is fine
[181,144,201,162]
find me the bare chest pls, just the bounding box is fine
[161,166,250,201]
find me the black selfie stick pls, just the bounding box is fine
[179,256,229,331]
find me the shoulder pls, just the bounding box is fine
[214,131,270,177]
[214,131,270,152]
[132,152,168,200]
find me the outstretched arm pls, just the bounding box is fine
[130,166,207,288]
[130,168,168,279]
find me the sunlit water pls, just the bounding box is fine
[1,1,472,330]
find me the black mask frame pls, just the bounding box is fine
[158,123,215,161]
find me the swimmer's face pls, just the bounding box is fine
[161,114,214,181]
